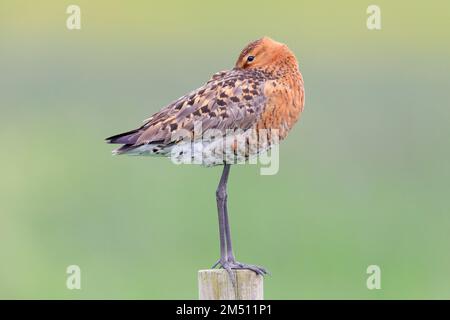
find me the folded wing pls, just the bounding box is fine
[106,69,268,155]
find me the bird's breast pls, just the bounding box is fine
[256,72,305,140]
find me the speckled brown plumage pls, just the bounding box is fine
[106,37,305,165]
[106,37,306,278]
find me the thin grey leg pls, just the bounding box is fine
[223,191,236,262]
[215,165,230,265]
[212,164,268,277]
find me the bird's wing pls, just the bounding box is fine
[106,69,268,152]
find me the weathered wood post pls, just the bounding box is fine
[198,269,264,300]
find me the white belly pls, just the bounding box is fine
[126,129,275,166]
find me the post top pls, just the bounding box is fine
[198,269,264,300]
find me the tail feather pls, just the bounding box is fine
[105,128,142,145]
[106,128,145,155]
[106,128,166,155]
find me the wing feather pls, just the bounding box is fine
[106,69,268,154]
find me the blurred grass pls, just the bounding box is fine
[1,0,450,299]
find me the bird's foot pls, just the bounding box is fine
[212,258,269,276]
[211,259,221,269]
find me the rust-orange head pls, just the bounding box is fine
[234,37,298,72]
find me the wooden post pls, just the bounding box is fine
[198,269,264,300]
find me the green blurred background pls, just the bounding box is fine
[1,0,450,299]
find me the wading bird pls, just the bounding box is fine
[106,37,305,278]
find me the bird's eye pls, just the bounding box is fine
[247,55,255,62]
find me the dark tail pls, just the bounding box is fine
[106,128,145,155]
[105,128,142,145]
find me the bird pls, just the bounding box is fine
[106,37,305,279]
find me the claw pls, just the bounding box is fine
[211,259,221,269]
[222,264,237,288]
[211,259,269,280]
[234,262,269,276]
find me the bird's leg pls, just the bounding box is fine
[223,198,236,262]
[212,165,269,277]
[214,165,229,269]
[212,164,239,285]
